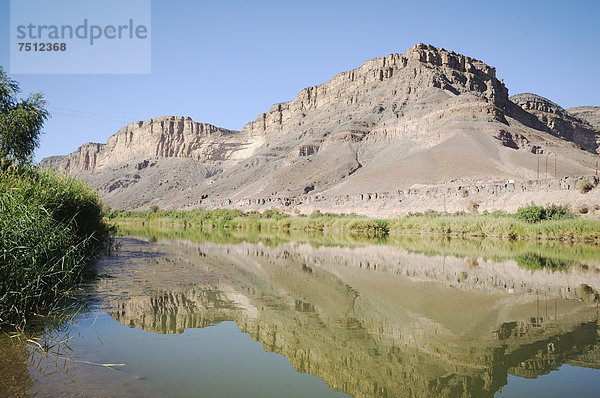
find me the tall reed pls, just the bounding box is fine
[0,166,112,327]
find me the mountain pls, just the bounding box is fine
[568,106,600,130]
[40,118,240,173]
[509,93,600,152]
[40,44,600,212]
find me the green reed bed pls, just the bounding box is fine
[0,167,112,327]
[388,213,600,241]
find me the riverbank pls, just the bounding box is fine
[0,165,113,328]
[108,205,600,242]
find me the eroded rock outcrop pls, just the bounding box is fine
[510,93,600,154]
[568,106,600,130]
[40,116,240,173]
[41,44,600,211]
[242,43,509,140]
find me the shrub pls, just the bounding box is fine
[577,179,594,194]
[309,210,322,218]
[515,203,575,223]
[0,167,111,246]
[490,210,509,218]
[577,204,590,214]
[515,204,546,223]
[346,219,388,235]
[150,204,160,213]
[262,208,288,219]
[544,204,574,220]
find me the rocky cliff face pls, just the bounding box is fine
[40,44,600,211]
[568,106,600,130]
[40,116,241,173]
[241,43,509,140]
[510,93,600,153]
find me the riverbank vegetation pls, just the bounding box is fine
[108,202,600,242]
[0,68,112,328]
[1,166,113,327]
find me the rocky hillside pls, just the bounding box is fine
[568,106,600,130]
[40,117,241,173]
[41,44,600,211]
[510,93,600,153]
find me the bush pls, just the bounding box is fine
[345,219,388,235]
[515,203,575,223]
[309,210,322,218]
[150,204,159,213]
[262,208,288,219]
[577,204,590,214]
[544,204,575,220]
[577,179,594,194]
[515,204,546,223]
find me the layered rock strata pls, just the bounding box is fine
[41,44,600,211]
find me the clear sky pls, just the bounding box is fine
[0,0,598,162]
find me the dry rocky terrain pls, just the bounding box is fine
[41,44,600,214]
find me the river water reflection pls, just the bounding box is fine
[2,227,600,397]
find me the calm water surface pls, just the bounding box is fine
[2,228,600,397]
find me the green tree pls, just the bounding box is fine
[0,66,49,166]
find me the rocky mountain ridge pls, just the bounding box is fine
[510,93,600,153]
[41,117,241,173]
[41,44,600,211]
[568,106,600,130]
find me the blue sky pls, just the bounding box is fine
[0,0,599,162]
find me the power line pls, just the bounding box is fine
[48,106,131,120]
[50,111,129,124]
[47,106,134,124]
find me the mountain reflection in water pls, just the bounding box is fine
[93,232,600,398]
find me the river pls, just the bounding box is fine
[2,227,600,397]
